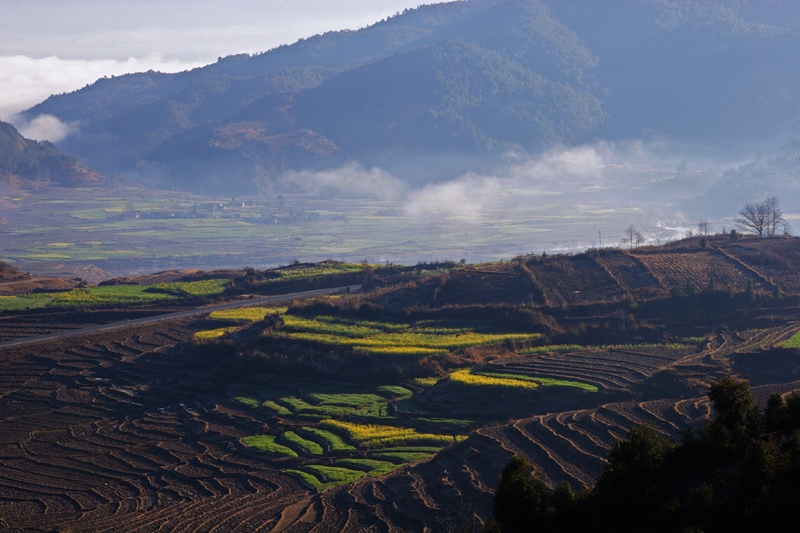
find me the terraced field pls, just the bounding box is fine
[2,238,800,531]
[485,344,696,393]
[1,310,799,531]
[0,319,317,532]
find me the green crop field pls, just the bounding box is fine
[781,331,800,348]
[299,427,357,452]
[234,378,473,490]
[241,435,298,457]
[335,458,400,476]
[0,278,229,311]
[1,183,736,281]
[303,465,365,489]
[283,431,324,455]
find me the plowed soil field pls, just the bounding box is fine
[1,316,799,531]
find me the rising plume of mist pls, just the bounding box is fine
[14,114,75,143]
[278,162,406,200]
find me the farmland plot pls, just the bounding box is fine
[721,238,800,292]
[0,319,318,532]
[527,255,626,305]
[595,252,665,298]
[486,344,694,392]
[635,251,761,293]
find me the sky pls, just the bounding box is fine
[0,0,427,121]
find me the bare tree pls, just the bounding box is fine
[763,196,784,237]
[623,225,645,249]
[735,201,768,237]
[697,219,710,235]
[735,197,785,237]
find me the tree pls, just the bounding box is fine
[623,225,644,250]
[707,376,761,439]
[697,219,710,235]
[763,196,784,237]
[492,456,552,532]
[735,197,785,237]
[736,201,767,237]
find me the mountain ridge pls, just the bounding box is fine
[20,0,800,194]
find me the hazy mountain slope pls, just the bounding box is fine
[21,0,800,194]
[545,0,800,142]
[0,120,103,187]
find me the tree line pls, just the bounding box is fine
[486,377,800,532]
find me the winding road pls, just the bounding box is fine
[0,285,359,349]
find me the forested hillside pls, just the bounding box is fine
[0,120,103,187]
[21,0,800,193]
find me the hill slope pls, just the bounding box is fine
[0,120,103,187]
[21,0,800,194]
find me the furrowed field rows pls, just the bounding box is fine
[719,239,800,292]
[267,379,800,532]
[485,346,691,391]
[0,319,320,532]
[634,251,761,292]
[527,255,627,305]
[594,252,665,297]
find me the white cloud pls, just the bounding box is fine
[0,55,205,121]
[16,114,74,142]
[280,163,406,200]
[404,146,606,220]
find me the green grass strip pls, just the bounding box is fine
[309,392,383,407]
[335,458,400,476]
[280,396,316,412]
[781,331,800,348]
[241,435,298,457]
[262,400,293,415]
[151,278,228,296]
[304,465,365,489]
[377,385,413,398]
[299,427,357,452]
[283,431,323,455]
[372,451,436,463]
[286,469,322,490]
[234,396,260,408]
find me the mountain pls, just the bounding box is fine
[0,120,104,187]
[21,0,800,194]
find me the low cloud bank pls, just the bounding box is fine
[279,162,406,200]
[0,55,204,121]
[404,145,607,219]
